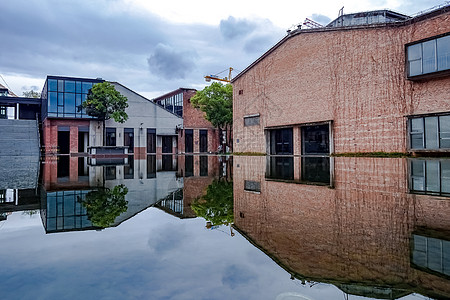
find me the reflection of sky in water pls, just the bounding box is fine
[0,209,430,300]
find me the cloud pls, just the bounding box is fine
[309,13,332,25]
[222,264,256,289]
[147,44,198,80]
[220,16,257,39]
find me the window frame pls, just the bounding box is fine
[406,32,450,80]
[408,113,450,151]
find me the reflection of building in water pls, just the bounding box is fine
[155,155,221,218]
[266,156,333,185]
[0,156,40,221]
[41,154,182,232]
[409,158,450,196]
[234,156,450,299]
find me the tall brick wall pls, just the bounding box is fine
[42,118,90,154]
[233,11,450,154]
[179,90,220,153]
[233,156,450,298]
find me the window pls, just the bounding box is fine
[412,234,450,277]
[410,159,450,196]
[124,128,134,153]
[409,114,450,150]
[407,34,450,78]
[105,128,116,146]
[270,128,293,155]
[147,128,156,153]
[244,114,260,126]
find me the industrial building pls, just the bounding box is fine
[232,4,450,155]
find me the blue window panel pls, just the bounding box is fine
[65,80,76,93]
[58,80,64,92]
[423,40,437,74]
[82,82,93,94]
[58,93,64,106]
[76,94,82,110]
[58,106,64,115]
[48,92,58,112]
[64,93,76,114]
[437,35,450,71]
[48,79,58,92]
[76,81,82,93]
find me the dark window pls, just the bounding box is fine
[301,157,331,185]
[147,155,156,178]
[200,130,208,153]
[302,124,330,154]
[106,128,116,146]
[200,156,208,176]
[57,130,70,154]
[0,106,6,119]
[270,128,293,155]
[161,155,176,171]
[105,166,116,180]
[185,155,194,177]
[407,34,450,77]
[147,128,156,153]
[409,114,450,150]
[244,115,260,126]
[162,136,172,153]
[124,156,134,179]
[266,157,294,180]
[185,129,193,153]
[124,128,134,153]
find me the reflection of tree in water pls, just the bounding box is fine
[79,184,128,228]
[191,180,233,226]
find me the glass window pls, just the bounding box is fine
[147,128,156,153]
[410,118,424,149]
[58,93,64,106]
[48,79,58,92]
[437,35,450,71]
[426,160,440,192]
[65,81,76,93]
[422,40,437,74]
[106,128,116,146]
[425,117,438,149]
[440,115,450,148]
[124,128,134,153]
[58,80,64,92]
[411,160,425,191]
[244,115,260,126]
[76,81,82,93]
[408,43,422,76]
[48,92,58,112]
[82,82,93,94]
[64,93,76,114]
[407,34,450,77]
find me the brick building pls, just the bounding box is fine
[41,76,181,156]
[153,88,220,154]
[233,156,450,298]
[232,5,450,155]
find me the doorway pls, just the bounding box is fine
[162,136,172,153]
[58,130,70,154]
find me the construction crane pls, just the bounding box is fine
[205,67,233,83]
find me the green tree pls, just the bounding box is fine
[190,82,232,152]
[22,90,41,98]
[81,82,128,145]
[80,184,129,228]
[191,179,233,226]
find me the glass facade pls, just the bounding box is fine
[407,34,450,77]
[155,92,183,117]
[409,114,450,150]
[43,77,103,118]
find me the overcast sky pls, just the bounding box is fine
[0,0,445,99]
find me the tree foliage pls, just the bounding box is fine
[80,184,129,228]
[191,179,233,226]
[22,90,41,98]
[82,82,128,123]
[190,82,232,130]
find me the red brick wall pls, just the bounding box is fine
[42,118,90,154]
[179,90,220,153]
[233,12,450,154]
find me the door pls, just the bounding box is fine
[162,136,172,153]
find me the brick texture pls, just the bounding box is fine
[233,12,450,154]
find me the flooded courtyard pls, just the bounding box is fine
[1,154,449,300]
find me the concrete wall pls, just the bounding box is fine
[233,10,450,154]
